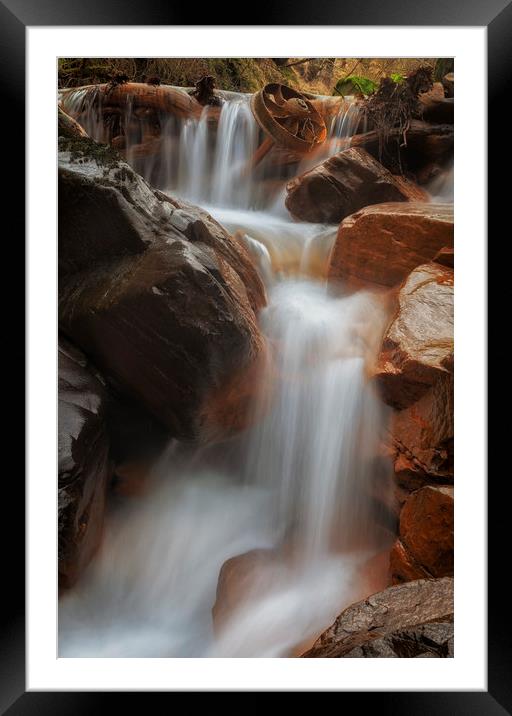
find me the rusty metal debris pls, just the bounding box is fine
[250,83,327,153]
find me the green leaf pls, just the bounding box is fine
[334,75,377,97]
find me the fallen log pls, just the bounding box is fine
[60,83,345,135]
[60,82,215,122]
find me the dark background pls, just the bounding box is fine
[1,0,505,710]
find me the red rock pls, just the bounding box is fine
[329,203,453,288]
[375,262,454,408]
[391,370,453,484]
[433,246,454,268]
[285,147,428,224]
[398,485,454,579]
[390,538,431,583]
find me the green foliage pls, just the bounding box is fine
[390,73,405,84]
[333,75,377,97]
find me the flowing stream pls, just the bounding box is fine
[59,93,393,657]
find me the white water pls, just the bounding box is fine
[59,90,393,657]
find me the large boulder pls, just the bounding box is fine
[328,203,453,288]
[285,147,427,224]
[375,262,454,409]
[58,137,163,278]
[212,549,279,631]
[376,262,454,491]
[302,577,453,657]
[58,338,111,589]
[60,243,265,440]
[59,138,266,313]
[391,486,454,583]
[58,139,266,441]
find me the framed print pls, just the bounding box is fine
[3,0,503,709]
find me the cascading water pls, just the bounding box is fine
[59,88,393,657]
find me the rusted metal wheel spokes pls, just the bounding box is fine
[250,83,327,153]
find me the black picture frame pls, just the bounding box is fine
[3,0,502,710]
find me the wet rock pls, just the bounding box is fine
[58,138,266,317]
[392,485,454,583]
[59,243,265,440]
[375,262,454,408]
[58,138,266,440]
[212,549,278,631]
[58,338,111,589]
[285,147,427,224]
[58,139,170,278]
[391,369,454,487]
[302,576,453,657]
[389,537,431,583]
[154,191,266,315]
[329,203,453,288]
[341,621,453,657]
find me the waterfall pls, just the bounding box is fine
[59,88,393,658]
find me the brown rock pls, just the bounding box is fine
[58,137,266,317]
[212,549,279,631]
[58,338,111,590]
[302,577,453,657]
[390,538,431,583]
[329,203,453,288]
[341,621,453,657]
[375,262,454,408]
[59,243,265,440]
[154,190,266,315]
[433,246,454,268]
[58,141,167,278]
[285,147,428,224]
[392,369,454,484]
[59,140,266,440]
[419,82,446,105]
[399,485,454,579]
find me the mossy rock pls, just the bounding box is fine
[58,134,122,169]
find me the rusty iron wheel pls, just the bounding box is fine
[251,83,327,153]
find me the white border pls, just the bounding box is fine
[27,26,486,690]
